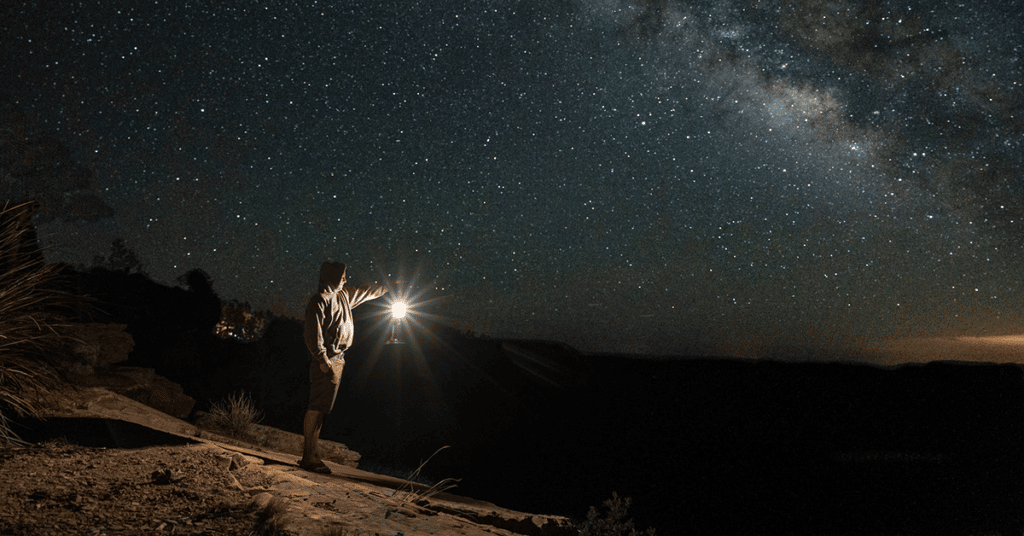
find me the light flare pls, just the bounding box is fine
[391,301,407,319]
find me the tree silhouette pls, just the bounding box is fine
[92,238,144,274]
[177,268,222,333]
[216,299,267,341]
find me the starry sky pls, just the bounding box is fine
[3,0,1023,358]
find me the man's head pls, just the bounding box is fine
[319,262,347,292]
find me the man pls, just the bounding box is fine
[300,261,386,474]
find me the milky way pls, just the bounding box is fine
[2,0,1022,357]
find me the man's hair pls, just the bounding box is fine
[319,262,347,289]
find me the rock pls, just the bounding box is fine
[250,422,361,468]
[231,453,260,470]
[250,492,276,510]
[57,323,195,420]
[193,414,360,468]
[76,367,196,419]
[63,323,134,369]
[151,469,183,484]
[426,504,576,536]
[213,454,234,472]
[214,452,260,472]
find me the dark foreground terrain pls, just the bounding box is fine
[203,334,1024,536]
[66,267,1024,535]
[426,349,1024,536]
[24,332,1024,535]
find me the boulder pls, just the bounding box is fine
[250,422,361,468]
[77,366,196,420]
[59,323,195,419]
[63,323,134,369]
[193,411,361,468]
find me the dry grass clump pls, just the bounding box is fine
[207,390,264,442]
[392,445,460,504]
[253,495,290,536]
[0,201,78,446]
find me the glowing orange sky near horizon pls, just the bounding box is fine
[873,335,1024,365]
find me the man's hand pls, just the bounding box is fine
[319,356,344,375]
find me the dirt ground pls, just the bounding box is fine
[0,388,575,536]
[0,440,267,535]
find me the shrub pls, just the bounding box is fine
[578,492,656,536]
[208,390,264,441]
[0,201,78,446]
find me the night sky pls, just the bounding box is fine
[3,0,1023,358]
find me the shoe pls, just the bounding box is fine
[299,459,332,474]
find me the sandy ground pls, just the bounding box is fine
[0,387,573,536]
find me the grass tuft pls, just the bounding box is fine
[253,496,289,536]
[392,445,460,504]
[0,201,80,446]
[207,390,264,442]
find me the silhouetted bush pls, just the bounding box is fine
[578,493,656,536]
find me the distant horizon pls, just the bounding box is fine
[57,259,1024,366]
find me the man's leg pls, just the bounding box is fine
[301,409,325,464]
[301,356,342,472]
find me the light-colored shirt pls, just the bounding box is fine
[303,284,386,363]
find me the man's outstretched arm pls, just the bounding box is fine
[345,284,387,309]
